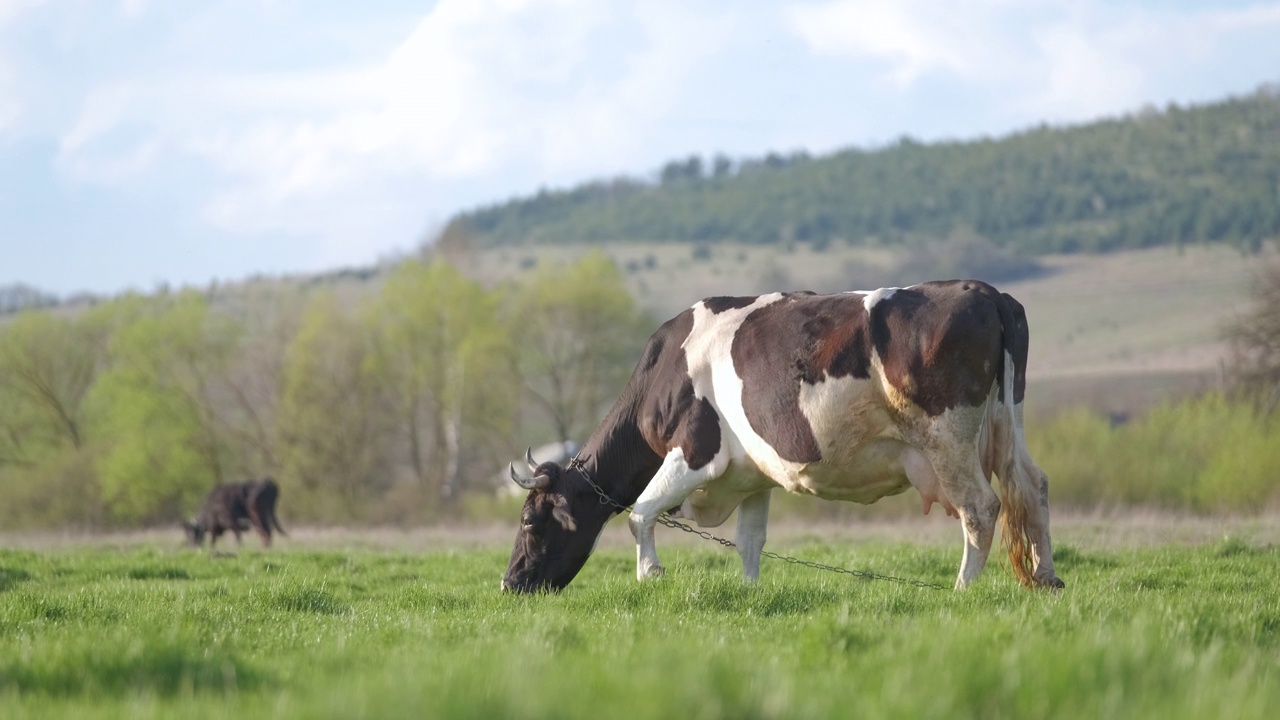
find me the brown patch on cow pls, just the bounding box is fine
[636,308,694,372]
[639,376,722,471]
[730,293,875,463]
[702,296,760,314]
[632,311,721,472]
[869,282,1006,417]
[807,300,874,380]
[676,396,722,470]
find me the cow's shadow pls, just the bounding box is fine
[206,549,243,559]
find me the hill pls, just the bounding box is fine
[468,241,1266,419]
[450,85,1280,256]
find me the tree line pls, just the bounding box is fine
[451,86,1280,256]
[0,253,651,529]
[4,246,1280,530]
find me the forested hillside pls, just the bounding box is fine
[451,86,1280,255]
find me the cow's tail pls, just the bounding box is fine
[987,293,1037,588]
[272,513,288,537]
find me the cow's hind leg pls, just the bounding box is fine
[736,490,771,582]
[629,447,725,581]
[920,408,1000,590]
[1005,420,1064,589]
[248,507,272,547]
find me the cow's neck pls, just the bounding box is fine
[574,395,662,509]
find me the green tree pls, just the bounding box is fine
[513,252,652,442]
[451,87,1280,257]
[87,291,243,523]
[217,284,308,475]
[275,291,393,521]
[368,260,519,510]
[0,310,112,528]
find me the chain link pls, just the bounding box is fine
[579,465,948,591]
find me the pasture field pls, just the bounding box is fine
[1,525,1278,719]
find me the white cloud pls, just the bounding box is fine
[787,0,1280,122]
[17,0,1280,289]
[54,0,735,263]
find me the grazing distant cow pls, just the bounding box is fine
[504,281,1063,593]
[184,478,287,549]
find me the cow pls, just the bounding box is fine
[503,280,1064,593]
[183,478,287,549]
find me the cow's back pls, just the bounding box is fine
[681,283,1009,497]
[246,479,278,508]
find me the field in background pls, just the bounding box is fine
[4,512,1279,553]
[471,243,1261,418]
[2,526,1278,719]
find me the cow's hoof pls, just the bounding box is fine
[1032,573,1065,590]
[637,563,665,581]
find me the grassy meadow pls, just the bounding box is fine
[2,524,1278,719]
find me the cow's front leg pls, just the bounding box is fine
[736,490,771,582]
[629,447,724,582]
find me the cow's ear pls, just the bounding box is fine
[551,495,577,532]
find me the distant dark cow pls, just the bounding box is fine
[504,281,1064,592]
[184,478,287,549]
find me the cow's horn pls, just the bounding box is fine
[510,463,551,490]
[525,447,539,474]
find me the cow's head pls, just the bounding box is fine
[502,450,614,593]
[182,520,205,546]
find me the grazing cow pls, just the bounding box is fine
[184,478,287,549]
[504,280,1063,593]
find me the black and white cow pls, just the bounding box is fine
[504,280,1063,593]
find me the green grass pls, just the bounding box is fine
[2,538,1278,719]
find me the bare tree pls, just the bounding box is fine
[1224,255,1280,413]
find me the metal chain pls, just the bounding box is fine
[577,465,949,591]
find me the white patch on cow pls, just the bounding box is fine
[683,292,801,486]
[791,372,913,501]
[630,445,729,580]
[861,286,899,313]
[686,294,783,402]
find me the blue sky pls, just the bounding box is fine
[3,0,1279,296]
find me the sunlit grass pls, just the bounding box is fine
[1,539,1277,719]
